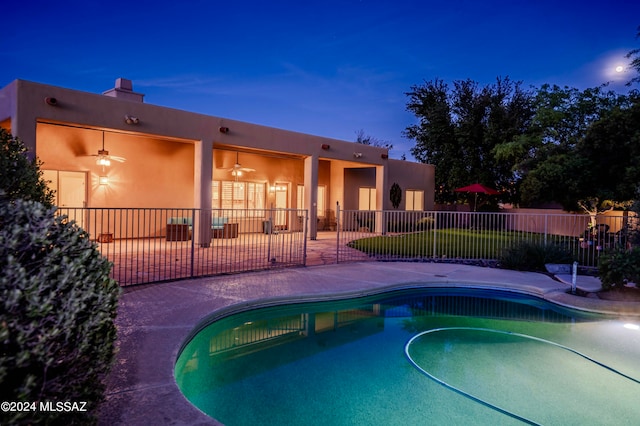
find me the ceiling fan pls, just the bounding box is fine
[227,152,255,180]
[82,132,126,170]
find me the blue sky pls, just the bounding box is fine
[3,0,639,159]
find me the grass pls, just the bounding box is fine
[348,228,550,260]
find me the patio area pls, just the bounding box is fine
[96,231,364,285]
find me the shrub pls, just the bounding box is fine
[390,182,402,209]
[0,198,120,425]
[598,248,640,290]
[0,129,54,208]
[499,241,575,272]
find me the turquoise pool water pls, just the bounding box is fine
[175,288,640,425]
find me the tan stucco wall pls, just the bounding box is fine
[506,208,635,235]
[387,159,435,210]
[2,79,435,226]
[37,123,195,208]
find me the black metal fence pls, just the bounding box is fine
[56,207,307,286]
[337,208,637,267]
[54,205,637,285]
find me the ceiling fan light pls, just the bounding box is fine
[97,157,111,167]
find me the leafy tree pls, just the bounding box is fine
[0,128,55,207]
[355,129,393,150]
[625,25,640,86]
[495,84,620,184]
[513,86,639,224]
[405,77,534,204]
[404,78,456,202]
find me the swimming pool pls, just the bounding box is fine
[175,288,640,425]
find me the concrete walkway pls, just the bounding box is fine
[97,255,640,425]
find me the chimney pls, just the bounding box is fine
[103,78,144,102]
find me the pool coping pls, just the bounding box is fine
[97,262,640,425]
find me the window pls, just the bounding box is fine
[212,181,265,216]
[296,185,326,217]
[406,190,424,211]
[297,185,304,210]
[358,187,376,211]
[317,185,326,217]
[247,182,265,211]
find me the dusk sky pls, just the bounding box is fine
[3,0,639,159]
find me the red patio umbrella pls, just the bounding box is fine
[454,183,499,211]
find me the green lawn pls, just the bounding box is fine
[348,228,550,259]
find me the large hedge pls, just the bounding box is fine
[0,127,120,424]
[0,198,120,425]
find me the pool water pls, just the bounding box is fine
[175,288,640,425]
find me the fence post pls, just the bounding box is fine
[336,202,341,264]
[190,209,196,278]
[303,209,308,266]
[267,204,273,264]
[432,211,438,258]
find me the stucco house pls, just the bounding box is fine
[0,78,434,243]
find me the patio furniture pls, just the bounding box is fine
[167,217,192,241]
[97,233,114,243]
[212,217,238,238]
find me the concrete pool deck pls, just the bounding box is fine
[98,261,640,425]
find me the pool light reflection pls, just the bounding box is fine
[623,323,640,331]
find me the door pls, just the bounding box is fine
[59,171,87,208]
[274,183,288,229]
[44,170,87,227]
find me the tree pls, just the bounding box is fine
[517,88,640,225]
[404,77,534,204]
[0,128,54,207]
[625,25,640,86]
[495,84,620,177]
[355,129,393,150]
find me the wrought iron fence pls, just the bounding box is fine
[336,208,637,267]
[56,207,307,286]
[53,205,636,285]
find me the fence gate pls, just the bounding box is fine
[335,204,382,263]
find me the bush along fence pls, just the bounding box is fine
[56,207,308,286]
[336,207,637,268]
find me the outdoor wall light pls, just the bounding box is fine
[353,152,363,158]
[99,176,109,185]
[124,115,140,125]
[45,97,58,106]
[219,126,229,133]
[321,144,330,150]
[381,153,389,159]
